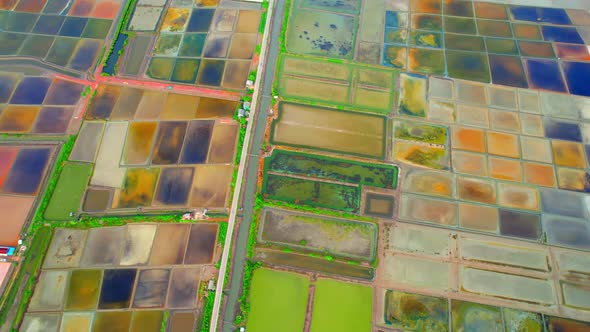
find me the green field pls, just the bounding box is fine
[266,149,398,189]
[246,268,310,332]
[310,279,373,332]
[44,162,93,220]
[264,174,360,212]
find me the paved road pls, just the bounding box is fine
[219,0,285,331]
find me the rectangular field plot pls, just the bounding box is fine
[266,149,398,189]
[280,76,350,104]
[259,208,377,261]
[382,290,448,330]
[263,173,360,212]
[184,223,218,264]
[69,121,104,162]
[286,8,357,59]
[310,279,372,332]
[281,55,352,80]
[271,102,386,158]
[261,148,399,214]
[278,54,398,114]
[246,268,309,332]
[256,248,374,280]
[44,162,93,220]
[460,267,555,305]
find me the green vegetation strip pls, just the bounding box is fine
[0,227,52,330]
[279,0,292,53]
[246,268,309,332]
[263,174,360,212]
[266,149,398,189]
[310,279,373,332]
[160,310,169,332]
[265,198,373,222]
[255,249,374,280]
[44,162,93,220]
[199,291,215,332]
[102,0,138,71]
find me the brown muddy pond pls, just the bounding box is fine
[207,121,238,163]
[364,192,395,218]
[85,84,121,120]
[170,312,196,332]
[69,121,104,162]
[195,97,237,119]
[400,194,458,226]
[161,93,199,120]
[151,121,187,164]
[110,87,143,120]
[82,187,112,212]
[167,267,201,308]
[133,269,170,308]
[190,164,232,208]
[184,223,218,264]
[122,121,158,165]
[80,227,124,266]
[149,224,190,265]
[459,203,499,233]
[135,90,167,119]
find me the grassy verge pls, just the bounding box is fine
[199,290,215,332]
[160,311,169,332]
[234,196,264,326]
[259,0,269,34]
[266,199,373,222]
[228,112,247,209]
[0,227,52,330]
[279,0,292,53]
